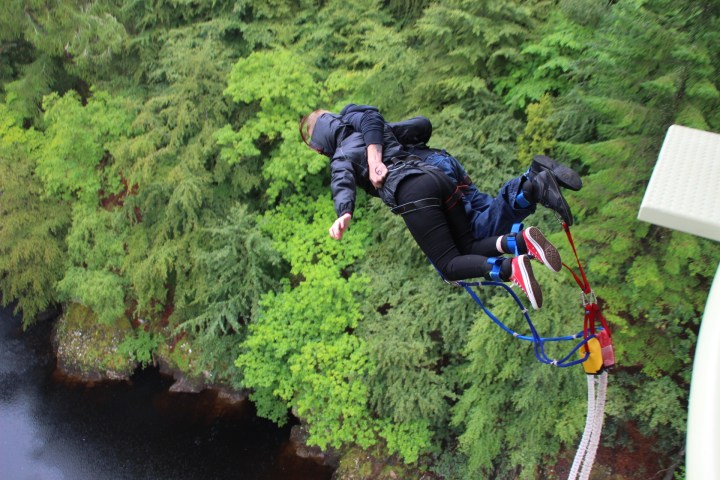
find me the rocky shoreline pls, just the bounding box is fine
[50,303,442,480]
[49,301,344,472]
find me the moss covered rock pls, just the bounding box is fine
[52,302,136,381]
[332,446,439,480]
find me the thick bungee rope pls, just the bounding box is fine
[568,371,608,480]
[568,372,598,480]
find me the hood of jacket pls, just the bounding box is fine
[310,113,350,156]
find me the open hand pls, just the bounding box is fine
[329,213,352,240]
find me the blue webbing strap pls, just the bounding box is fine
[457,279,591,367]
[515,190,531,209]
[486,257,504,281]
[506,236,517,255]
[506,223,523,256]
[515,172,533,208]
[431,259,590,367]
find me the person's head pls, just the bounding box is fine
[300,109,353,158]
[299,109,331,155]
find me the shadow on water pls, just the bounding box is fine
[0,307,335,480]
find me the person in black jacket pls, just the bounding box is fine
[299,107,565,310]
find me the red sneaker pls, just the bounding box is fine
[522,226,562,273]
[511,255,543,310]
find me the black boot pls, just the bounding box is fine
[528,170,574,225]
[529,155,582,191]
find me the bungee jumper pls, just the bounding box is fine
[300,104,579,310]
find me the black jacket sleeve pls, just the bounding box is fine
[339,104,386,147]
[330,153,357,217]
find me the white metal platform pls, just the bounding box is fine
[639,125,720,242]
[638,124,720,480]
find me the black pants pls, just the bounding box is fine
[394,171,501,281]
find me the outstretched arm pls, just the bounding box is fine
[329,154,358,240]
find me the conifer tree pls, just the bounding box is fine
[0,103,70,324]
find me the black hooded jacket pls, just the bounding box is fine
[310,105,440,215]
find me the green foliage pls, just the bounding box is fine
[1,1,129,120]
[3,55,59,122]
[547,0,720,461]
[237,195,439,461]
[236,265,373,440]
[498,5,592,109]
[191,334,246,387]
[32,90,136,325]
[260,194,372,274]
[2,0,719,476]
[57,267,128,326]
[451,279,587,479]
[38,90,134,204]
[354,229,477,449]
[112,20,245,322]
[220,48,325,200]
[12,1,126,70]
[516,94,558,167]
[297,0,415,114]
[0,102,70,324]
[237,195,374,442]
[56,203,130,325]
[177,204,282,338]
[118,329,159,368]
[412,0,535,105]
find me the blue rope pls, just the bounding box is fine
[456,279,591,367]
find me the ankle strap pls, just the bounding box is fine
[505,223,524,256]
[486,257,505,281]
[516,190,531,208]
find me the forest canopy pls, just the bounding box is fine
[1,1,719,478]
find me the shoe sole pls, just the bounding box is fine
[514,255,543,310]
[533,155,583,191]
[523,227,562,273]
[537,170,574,226]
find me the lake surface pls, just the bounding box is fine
[0,306,335,480]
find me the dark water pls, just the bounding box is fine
[0,307,335,480]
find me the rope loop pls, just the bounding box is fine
[455,279,589,368]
